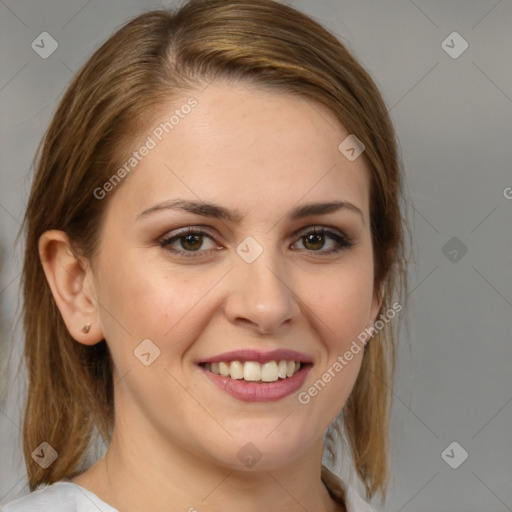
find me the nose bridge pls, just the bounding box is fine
[226,235,298,333]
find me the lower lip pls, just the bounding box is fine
[200,364,312,402]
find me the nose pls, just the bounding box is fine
[223,247,300,335]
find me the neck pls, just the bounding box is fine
[78,429,342,512]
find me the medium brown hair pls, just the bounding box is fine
[18,0,409,503]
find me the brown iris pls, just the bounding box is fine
[303,232,325,251]
[180,233,203,251]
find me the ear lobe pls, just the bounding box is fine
[38,230,104,345]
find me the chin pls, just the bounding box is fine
[198,425,318,473]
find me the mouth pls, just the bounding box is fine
[197,349,313,402]
[199,359,306,383]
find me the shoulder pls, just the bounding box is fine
[1,482,76,512]
[0,481,118,512]
[321,465,380,512]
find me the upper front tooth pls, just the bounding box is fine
[243,361,261,381]
[286,360,295,377]
[261,361,279,382]
[230,361,244,379]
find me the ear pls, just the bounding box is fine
[38,230,104,345]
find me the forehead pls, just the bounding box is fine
[105,82,371,223]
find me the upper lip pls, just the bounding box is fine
[199,349,313,364]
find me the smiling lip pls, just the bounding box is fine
[198,349,313,365]
[200,363,312,402]
[198,349,313,402]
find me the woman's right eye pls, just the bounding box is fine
[159,228,220,258]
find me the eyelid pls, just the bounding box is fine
[158,224,350,244]
[161,225,217,239]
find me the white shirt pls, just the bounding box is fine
[1,465,378,512]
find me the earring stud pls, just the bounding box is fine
[82,323,91,334]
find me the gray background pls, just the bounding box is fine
[1,1,511,511]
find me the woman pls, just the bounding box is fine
[3,0,408,510]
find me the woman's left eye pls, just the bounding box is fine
[158,227,353,258]
[292,228,354,254]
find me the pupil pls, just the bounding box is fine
[183,234,201,251]
[305,233,324,250]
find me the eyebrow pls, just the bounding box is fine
[137,199,365,224]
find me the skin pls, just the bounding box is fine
[40,81,381,512]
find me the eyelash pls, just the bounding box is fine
[158,226,354,258]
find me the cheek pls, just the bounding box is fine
[304,259,375,351]
[296,262,373,421]
[94,252,223,357]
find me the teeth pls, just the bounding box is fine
[261,361,279,382]
[244,361,261,381]
[204,360,302,382]
[278,360,288,379]
[219,362,230,377]
[230,361,244,380]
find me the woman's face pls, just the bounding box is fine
[87,81,380,470]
